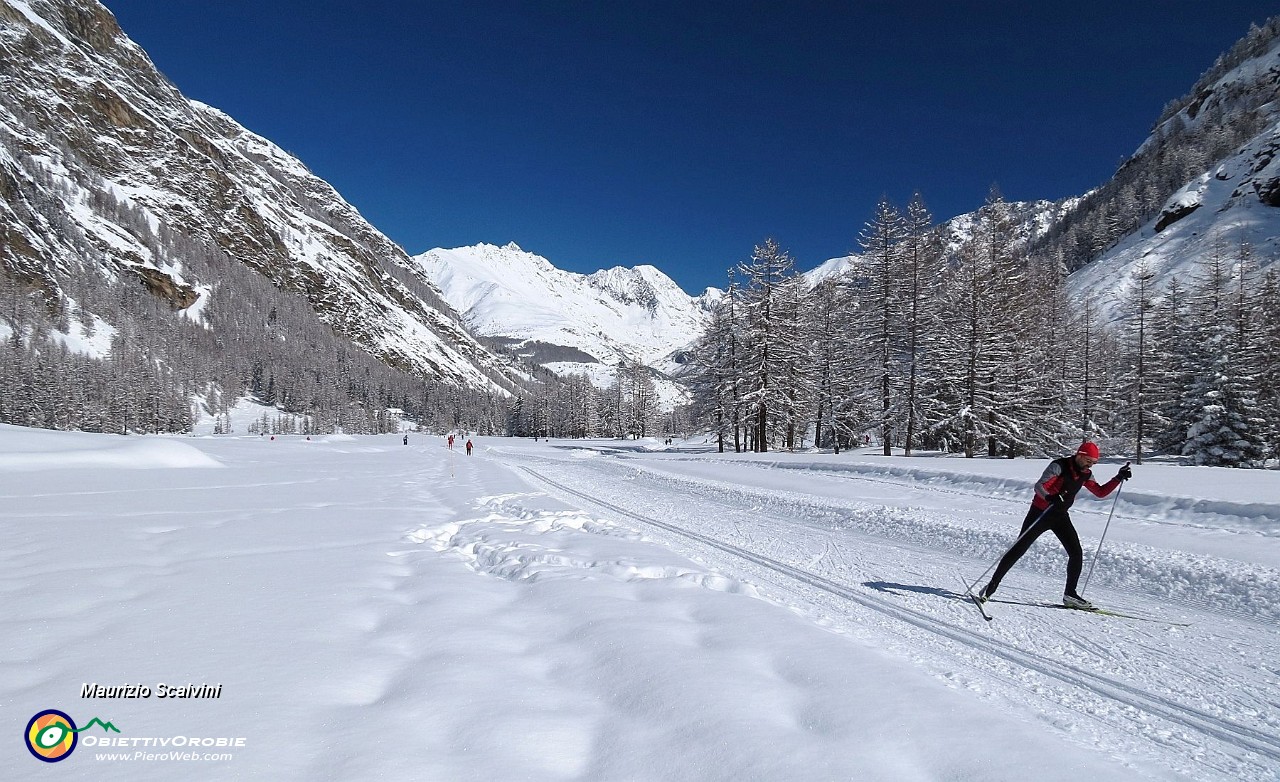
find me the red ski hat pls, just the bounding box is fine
[1076,442,1100,460]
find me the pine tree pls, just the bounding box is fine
[1253,269,1280,463]
[689,279,741,452]
[934,189,1031,457]
[737,238,800,452]
[898,194,942,456]
[1115,260,1162,463]
[807,276,859,452]
[1178,244,1266,466]
[1182,325,1267,466]
[859,198,907,455]
[1148,276,1196,453]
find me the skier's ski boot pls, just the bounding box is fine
[976,584,992,604]
[1063,592,1094,610]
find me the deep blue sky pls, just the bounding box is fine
[103,1,1274,294]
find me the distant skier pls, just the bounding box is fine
[403,434,409,446]
[465,438,473,456]
[978,442,1131,609]
[447,434,455,450]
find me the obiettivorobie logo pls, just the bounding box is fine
[24,709,120,763]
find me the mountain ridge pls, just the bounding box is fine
[0,0,517,392]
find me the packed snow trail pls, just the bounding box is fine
[487,441,1280,781]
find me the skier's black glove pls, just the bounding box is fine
[1048,493,1067,509]
[1117,464,1132,482]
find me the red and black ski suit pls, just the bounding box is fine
[985,456,1122,597]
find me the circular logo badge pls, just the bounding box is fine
[25,710,78,762]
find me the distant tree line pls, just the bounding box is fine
[0,257,520,435]
[506,357,692,441]
[688,192,1279,467]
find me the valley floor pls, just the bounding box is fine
[1,426,1277,780]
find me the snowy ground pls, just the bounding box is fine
[1,425,1277,780]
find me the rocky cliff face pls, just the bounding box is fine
[0,0,514,390]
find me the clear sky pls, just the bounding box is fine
[102,1,1275,294]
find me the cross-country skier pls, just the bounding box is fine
[978,442,1131,609]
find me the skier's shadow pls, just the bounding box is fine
[864,581,965,602]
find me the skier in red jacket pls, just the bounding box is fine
[979,442,1131,609]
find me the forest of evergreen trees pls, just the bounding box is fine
[0,258,515,436]
[686,192,1280,468]
[505,356,688,441]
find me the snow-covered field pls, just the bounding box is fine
[2,425,1278,780]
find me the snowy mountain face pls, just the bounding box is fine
[1066,31,1280,321]
[414,243,717,391]
[0,0,514,390]
[1073,122,1280,322]
[939,198,1081,256]
[803,197,1077,289]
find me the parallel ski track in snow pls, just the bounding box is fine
[625,454,1272,535]
[606,455,1277,625]
[519,463,1280,768]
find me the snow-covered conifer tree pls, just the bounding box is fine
[689,285,740,452]
[1252,268,1280,463]
[1148,275,1196,453]
[1115,260,1163,463]
[859,198,907,455]
[898,194,943,456]
[933,189,1038,456]
[737,238,800,452]
[1182,325,1267,467]
[806,276,861,452]
[1179,246,1267,466]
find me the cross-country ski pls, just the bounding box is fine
[986,598,1192,626]
[958,573,994,621]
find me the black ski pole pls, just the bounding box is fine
[965,503,1055,595]
[1080,464,1127,596]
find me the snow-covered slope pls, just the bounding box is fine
[1071,121,1280,321]
[1068,34,1280,321]
[0,0,514,390]
[414,242,717,380]
[803,197,1076,288]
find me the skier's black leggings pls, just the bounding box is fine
[985,505,1083,595]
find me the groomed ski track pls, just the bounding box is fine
[494,445,1280,782]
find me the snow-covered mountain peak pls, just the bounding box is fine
[585,264,691,313]
[413,244,714,403]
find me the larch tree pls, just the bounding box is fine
[859,197,907,455]
[737,238,800,452]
